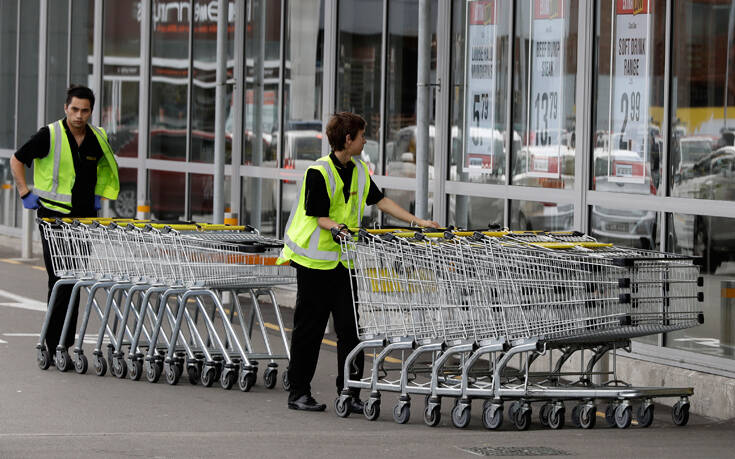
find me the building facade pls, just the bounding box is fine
[0,0,734,417]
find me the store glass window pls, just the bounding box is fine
[669,0,735,200]
[190,0,235,164]
[243,0,281,167]
[17,0,39,151]
[149,0,190,161]
[0,0,17,149]
[592,0,665,196]
[190,173,230,222]
[449,194,504,230]
[336,0,383,156]
[510,199,573,232]
[450,0,511,187]
[45,0,70,122]
[110,167,137,218]
[667,212,735,359]
[150,170,185,220]
[102,0,141,158]
[70,0,93,89]
[244,177,277,236]
[512,0,578,190]
[591,206,661,250]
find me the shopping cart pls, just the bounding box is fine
[335,228,703,430]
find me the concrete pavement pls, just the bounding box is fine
[0,247,734,459]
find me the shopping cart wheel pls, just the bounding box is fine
[165,362,181,385]
[112,356,128,379]
[637,403,654,428]
[539,402,553,427]
[221,368,236,390]
[94,354,107,377]
[508,401,521,422]
[145,360,161,383]
[672,400,689,426]
[263,365,278,390]
[37,348,51,371]
[237,370,256,392]
[74,353,88,375]
[393,401,411,424]
[335,395,352,418]
[481,403,503,430]
[548,404,565,430]
[129,359,143,381]
[604,403,617,427]
[578,404,596,429]
[364,398,381,421]
[187,364,200,385]
[282,370,291,391]
[513,404,532,431]
[614,403,632,429]
[201,365,216,387]
[451,402,471,429]
[56,349,72,373]
[423,398,441,427]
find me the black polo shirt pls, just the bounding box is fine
[304,152,384,217]
[14,118,103,218]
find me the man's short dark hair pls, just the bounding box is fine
[326,112,366,151]
[66,85,95,110]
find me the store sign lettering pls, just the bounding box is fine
[135,1,236,24]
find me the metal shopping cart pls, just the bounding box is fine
[335,228,703,430]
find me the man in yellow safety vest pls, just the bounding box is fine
[278,112,438,411]
[10,85,119,366]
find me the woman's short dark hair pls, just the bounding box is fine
[326,112,366,151]
[66,85,95,110]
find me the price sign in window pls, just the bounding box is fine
[524,0,567,179]
[606,0,652,183]
[463,0,498,174]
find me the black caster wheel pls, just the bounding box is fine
[451,402,471,429]
[335,396,352,418]
[221,369,236,390]
[614,403,632,429]
[482,403,503,430]
[201,366,217,387]
[672,400,689,426]
[145,360,161,383]
[393,402,411,424]
[74,353,88,374]
[364,398,381,421]
[112,356,127,379]
[187,364,200,385]
[238,370,256,392]
[263,366,277,390]
[513,405,532,431]
[548,404,565,430]
[56,350,72,373]
[637,403,654,428]
[38,348,51,370]
[579,404,597,429]
[605,403,618,427]
[282,370,291,391]
[94,354,108,377]
[508,401,521,422]
[165,362,181,385]
[424,400,441,427]
[106,346,115,375]
[129,359,143,381]
[539,402,553,427]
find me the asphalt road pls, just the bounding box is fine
[0,247,733,459]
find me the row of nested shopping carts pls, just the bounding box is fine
[36,217,295,392]
[335,228,704,430]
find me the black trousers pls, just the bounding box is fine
[39,222,81,352]
[287,262,364,401]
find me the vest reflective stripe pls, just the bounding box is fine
[50,121,65,198]
[316,160,336,198]
[283,228,339,261]
[356,161,367,222]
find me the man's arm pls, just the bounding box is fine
[376,197,440,228]
[10,155,30,197]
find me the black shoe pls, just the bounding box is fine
[288,394,327,412]
[349,398,364,414]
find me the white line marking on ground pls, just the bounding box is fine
[0,338,7,344]
[2,333,40,337]
[0,289,47,312]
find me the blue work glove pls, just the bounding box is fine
[94,195,102,211]
[21,191,40,210]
